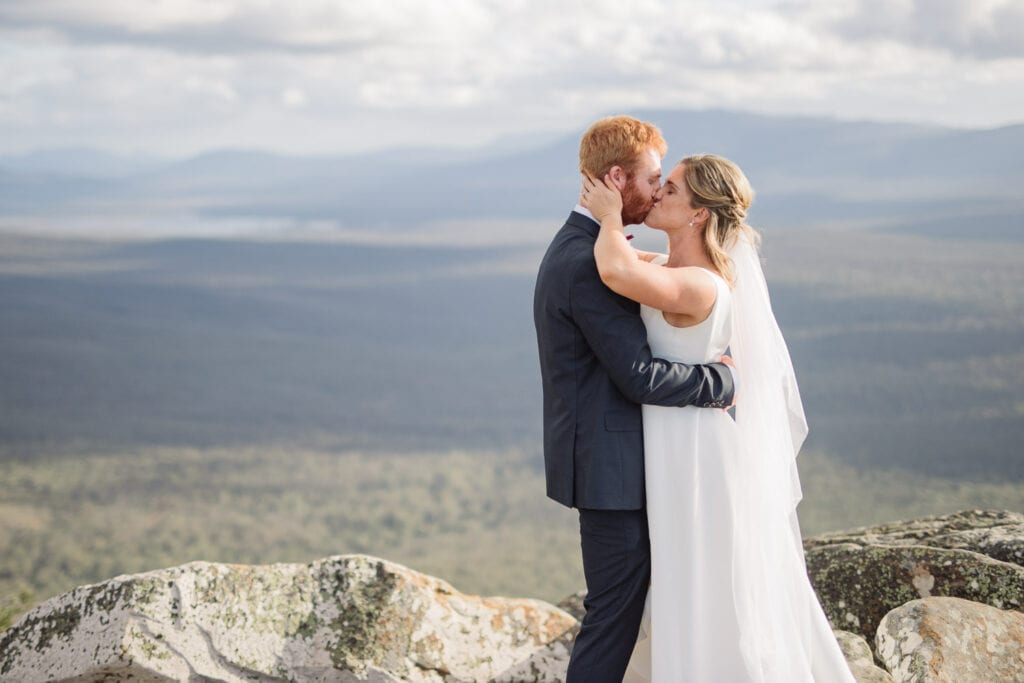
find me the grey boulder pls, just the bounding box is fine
[876,596,1024,683]
[803,510,1024,643]
[0,554,577,683]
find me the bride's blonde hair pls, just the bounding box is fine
[680,154,760,286]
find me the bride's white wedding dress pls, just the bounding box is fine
[624,257,855,683]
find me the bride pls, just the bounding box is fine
[581,154,855,682]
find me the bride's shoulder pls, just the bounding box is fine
[695,268,732,307]
[697,267,728,287]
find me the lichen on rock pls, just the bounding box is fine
[804,509,1024,566]
[876,596,1024,683]
[803,510,1024,644]
[5,509,1024,683]
[0,555,576,683]
[833,629,895,683]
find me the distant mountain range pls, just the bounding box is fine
[2,109,1021,238]
[1,109,1022,477]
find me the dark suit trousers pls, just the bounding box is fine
[566,508,651,683]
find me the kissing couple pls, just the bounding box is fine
[533,115,855,682]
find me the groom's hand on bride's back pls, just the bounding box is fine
[719,355,738,409]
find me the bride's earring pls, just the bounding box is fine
[688,219,695,227]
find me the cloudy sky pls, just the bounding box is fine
[2,0,1023,157]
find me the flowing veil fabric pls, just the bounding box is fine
[727,234,852,682]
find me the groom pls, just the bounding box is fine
[533,115,735,682]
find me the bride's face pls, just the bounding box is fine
[645,164,698,232]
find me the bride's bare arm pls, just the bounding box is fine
[582,174,716,316]
[634,249,663,263]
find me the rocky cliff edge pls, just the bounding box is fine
[2,509,1023,682]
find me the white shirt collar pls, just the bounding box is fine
[573,203,597,222]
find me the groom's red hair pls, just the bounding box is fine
[579,115,667,179]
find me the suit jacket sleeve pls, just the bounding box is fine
[570,255,735,408]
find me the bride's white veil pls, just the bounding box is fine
[727,232,825,681]
[729,231,807,508]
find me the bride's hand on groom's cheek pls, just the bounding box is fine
[581,173,622,220]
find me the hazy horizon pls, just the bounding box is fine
[3,107,1022,162]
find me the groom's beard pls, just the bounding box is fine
[620,179,655,226]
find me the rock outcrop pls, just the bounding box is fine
[0,555,576,682]
[3,510,1023,683]
[804,509,1024,566]
[801,509,1024,683]
[876,596,1024,682]
[804,509,1024,643]
[834,629,896,683]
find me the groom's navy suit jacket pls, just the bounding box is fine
[534,210,735,510]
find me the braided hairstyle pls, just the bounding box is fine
[680,154,760,286]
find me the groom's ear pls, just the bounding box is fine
[607,165,627,191]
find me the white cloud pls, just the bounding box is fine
[831,0,1024,59]
[281,87,306,109]
[0,0,1021,155]
[0,0,495,53]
